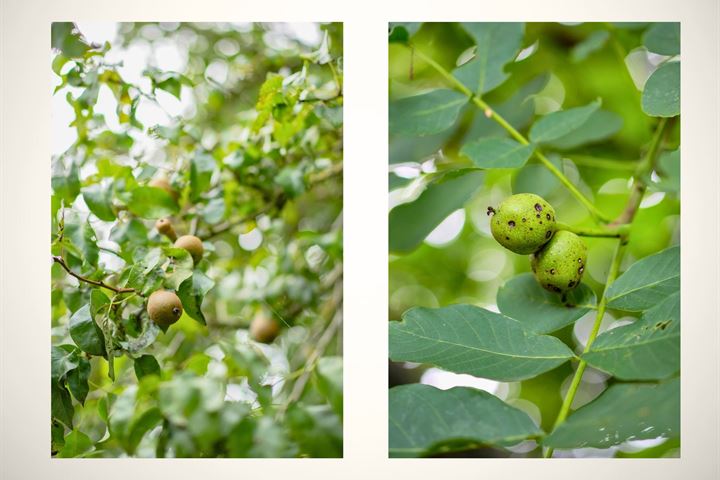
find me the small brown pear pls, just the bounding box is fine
[174,235,204,264]
[147,290,183,327]
[249,312,281,344]
[155,218,177,241]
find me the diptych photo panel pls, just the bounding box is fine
[2,1,715,476]
[388,22,680,458]
[50,22,343,458]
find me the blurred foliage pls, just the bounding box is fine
[51,22,343,458]
[388,22,680,459]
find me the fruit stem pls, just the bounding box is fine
[411,47,614,224]
[543,238,627,458]
[555,222,629,238]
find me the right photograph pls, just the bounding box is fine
[388,23,680,458]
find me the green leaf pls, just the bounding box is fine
[389,169,483,253]
[314,356,343,418]
[642,62,680,117]
[286,404,343,458]
[66,356,91,404]
[643,23,680,56]
[389,89,468,136]
[64,214,99,266]
[51,382,75,427]
[253,73,284,131]
[51,345,79,381]
[82,183,115,221]
[190,152,216,201]
[460,137,534,168]
[543,378,680,449]
[388,23,421,43]
[125,186,179,219]
[389,304,574,381]
[134,354,161,380]
[529,101,601,143]
[655,149,680,193]
[51,22,90,58]
[163,247,195,290]
[570,30,610,62]
[52,158,80,204]
[127,407,163,454]
[606,245,679,311]
[544,109,623,150]
[57,429,93,458]
[497,273,596,334]
[177,271,215,325]
[583,292,679,380]
[389,384,542,457]
[69,304,106,356]
[454,23,524,94]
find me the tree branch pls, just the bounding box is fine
[52,255,136,294]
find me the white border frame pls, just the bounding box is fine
[1,0,718,479]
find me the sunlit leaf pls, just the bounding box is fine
[125,186,179,219]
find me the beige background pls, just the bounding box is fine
[1,0,718,478]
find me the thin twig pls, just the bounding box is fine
[52,255,135,294]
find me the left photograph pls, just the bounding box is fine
[50,22,343,458]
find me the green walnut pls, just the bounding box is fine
[489,193,556,254]
[531,230,588,294]
[174,235,204,264]
[147,290,183,327]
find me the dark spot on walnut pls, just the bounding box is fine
[549,269,556,275]
[522,217,527,222]
[568,280,575,288]
[578,266,584,274]
[535,203,542,212]
[546,213,551,220]
[508,220,516,227]
[545,230,552,239]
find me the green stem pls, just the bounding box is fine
[412,47,613,224]
[556,222,629,238]
[544,239,627,458]
[544,117,670,458]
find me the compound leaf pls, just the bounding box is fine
[389,304,574,381]
[460,137,534,168]
[529,101,601,144]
